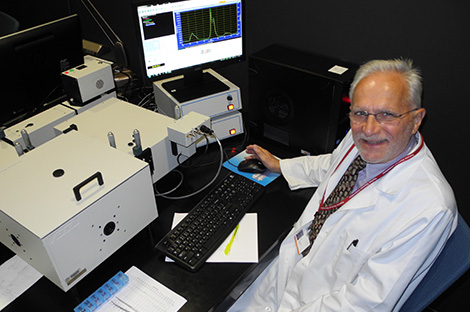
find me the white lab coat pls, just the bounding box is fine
[229,131,457,312]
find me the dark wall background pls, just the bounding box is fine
[2,0,468,310]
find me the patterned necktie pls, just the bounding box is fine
[302,155,367,256]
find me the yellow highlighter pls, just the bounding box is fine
[224,224,240,255]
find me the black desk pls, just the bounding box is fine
[1,140,314,312]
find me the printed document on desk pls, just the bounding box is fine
[223,150,280,186]
[0,255,42,310]
[100,266,186,312]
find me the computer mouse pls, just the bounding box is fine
[237,158,267,173]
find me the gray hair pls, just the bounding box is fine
[349,58,423,108]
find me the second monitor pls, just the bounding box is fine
[133,0,245,101]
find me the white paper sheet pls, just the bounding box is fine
[0,255,42,310]
[100,266,186,312]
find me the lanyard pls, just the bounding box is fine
[319,133,424,211]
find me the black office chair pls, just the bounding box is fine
[0,11,20,37]
[400,213,470,311]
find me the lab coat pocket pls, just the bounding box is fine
[332,240,371,288]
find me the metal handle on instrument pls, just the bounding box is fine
[73,171,104,201]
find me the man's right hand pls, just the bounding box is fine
[244,144,281,174]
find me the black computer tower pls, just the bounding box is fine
[248,44,358,155]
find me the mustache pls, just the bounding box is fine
[355,134,388,143]
[355,133,388,141]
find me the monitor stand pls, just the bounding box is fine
[161,70,229,103]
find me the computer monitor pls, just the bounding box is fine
[134,0,245,102]
[0,14,84,127]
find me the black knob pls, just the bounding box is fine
[103,222,116,236]
[10,234,21,247]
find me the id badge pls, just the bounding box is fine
[294,224,311,255]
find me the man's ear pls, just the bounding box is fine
[412,108,426,134]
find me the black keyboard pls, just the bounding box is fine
[156,172,264,271]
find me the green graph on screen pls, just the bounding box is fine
[180,4,239,44]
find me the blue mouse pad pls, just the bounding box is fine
[223,150,281,186]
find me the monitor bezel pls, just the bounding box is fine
[131,0,246,86]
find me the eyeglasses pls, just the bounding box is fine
[349,108,420,124]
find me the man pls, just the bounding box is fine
[228,59,457,311]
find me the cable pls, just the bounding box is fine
[154,130,224,200]
[176,135,209,168]
[137,92,154,107]
[154,134,210,197]
[155,135,209,197]
[153,170,184,196]
[81,0,124,48]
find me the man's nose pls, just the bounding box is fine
[363,115,382,135]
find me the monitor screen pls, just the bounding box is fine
[134,0,244,101]
[0,14,84,127]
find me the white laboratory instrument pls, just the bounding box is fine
[153,69,244,142]
[0,131,157,291]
